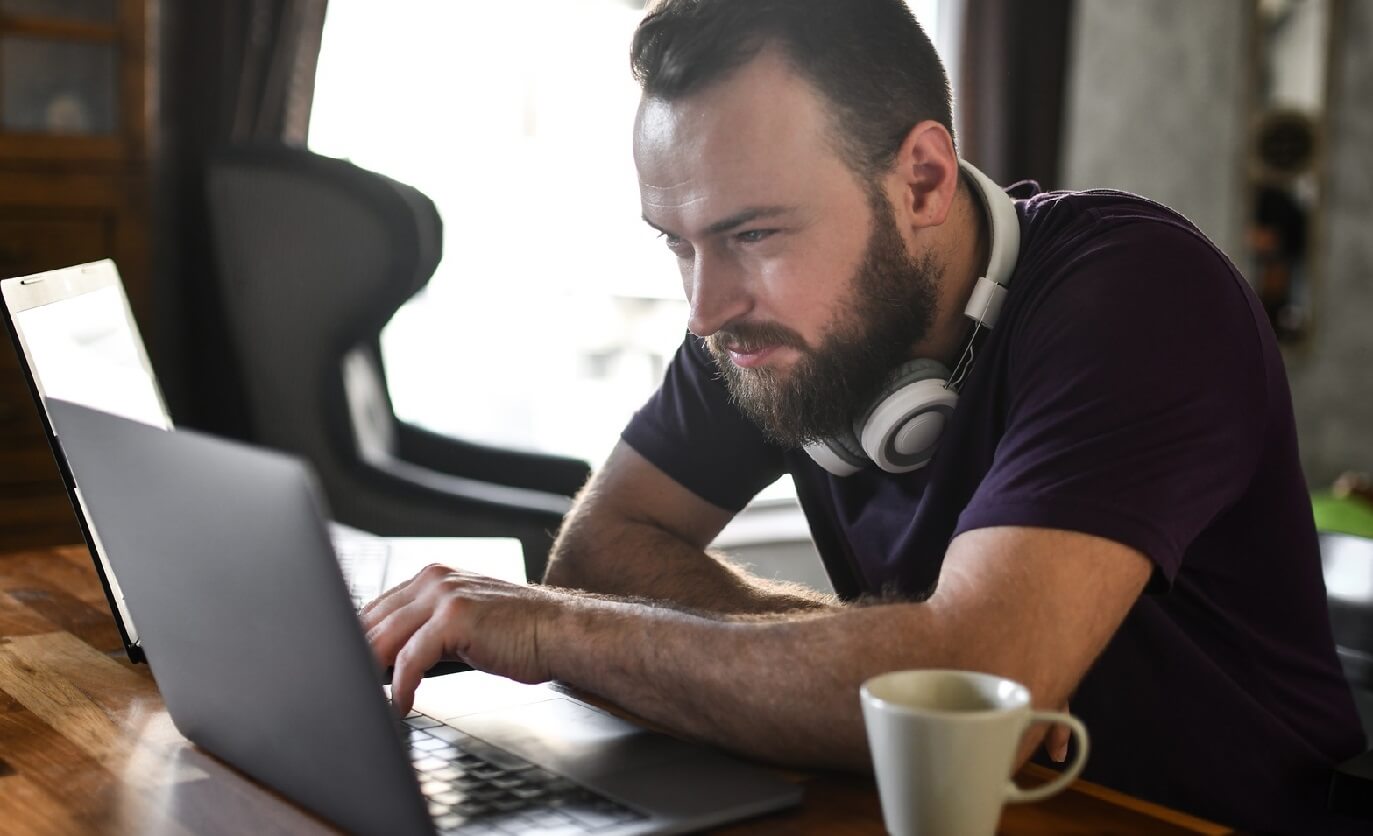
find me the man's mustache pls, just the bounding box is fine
[705,322,809,356]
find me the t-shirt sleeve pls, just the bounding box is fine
[621,333,786,512]
[954,220,1269,585]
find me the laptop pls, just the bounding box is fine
[1,260,522,661]
[46,398,804,836]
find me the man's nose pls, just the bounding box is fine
[685,252,751,337]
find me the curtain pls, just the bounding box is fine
[153,0,328,437]
[225,0,330,142]
[958,0,1073,189]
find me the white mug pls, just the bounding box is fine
[860,669,1090,836]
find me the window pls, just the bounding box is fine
[310,1,956,503]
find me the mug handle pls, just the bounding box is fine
[1004,711,1090,803]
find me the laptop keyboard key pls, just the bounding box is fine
[455,800,492,817]
[402,711,643,834]
[429,726,468,744]
[413,737,449,751]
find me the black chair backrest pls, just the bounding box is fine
[206,145,439,482]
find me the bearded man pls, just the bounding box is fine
[362,1,1366,830]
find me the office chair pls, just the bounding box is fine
[1320,531,1373,818]
[205,145,590,579]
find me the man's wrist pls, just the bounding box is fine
[536,589,612,685]
[536,590,697,686]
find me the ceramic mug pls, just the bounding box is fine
[860,669,1089,836]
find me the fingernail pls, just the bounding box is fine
[1053,744,1067,763]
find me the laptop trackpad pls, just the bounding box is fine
[450,696,713,781]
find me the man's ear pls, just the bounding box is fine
[888,120,959,231]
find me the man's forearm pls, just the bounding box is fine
[538,596,947,769]
[544,516,835,615]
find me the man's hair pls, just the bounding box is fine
[630,0,954,179]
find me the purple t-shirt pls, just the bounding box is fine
[621,184,1366,831]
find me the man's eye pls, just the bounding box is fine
[658,232,688,253]
[736,229,775,244]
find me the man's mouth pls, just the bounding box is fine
[725,344,780,368]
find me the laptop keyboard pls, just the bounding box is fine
[332,533,389,607]
[402,711,646,835]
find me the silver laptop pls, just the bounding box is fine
[46,398,803,836]
[1,260,518,660]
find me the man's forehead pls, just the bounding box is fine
[633,51,845,224]
[634,50,828,155]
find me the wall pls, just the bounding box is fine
[1062,0,1373,485]
[1287,1,1373,485]
[1061,0,1249,261]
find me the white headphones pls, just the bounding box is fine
[803,159,1020,476]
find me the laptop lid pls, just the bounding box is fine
[2,260,172,660]
[48,399,805,834]
[46,398,435,836]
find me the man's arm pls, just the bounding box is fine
[543,441,835,614]
[370,525,1151,770]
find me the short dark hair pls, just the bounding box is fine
[630,0,954,179]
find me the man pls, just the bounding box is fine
[363,0,1366,830]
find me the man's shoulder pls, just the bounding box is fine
[1018,186,1223,258]
[990,185,1274,420]
[1010,187,1256,324]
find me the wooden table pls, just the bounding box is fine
[0,546,1233,835]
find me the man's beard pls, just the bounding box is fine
[706,191,941,448]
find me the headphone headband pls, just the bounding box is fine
[958,160,1020,329]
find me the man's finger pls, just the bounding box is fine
[360,580,405,619]
[1047,721,1071,763]
[367,600,435,670]
[360,564,449,629]
[390,616,452,716]
[359,582,416,630]
[1047,701,1072,763]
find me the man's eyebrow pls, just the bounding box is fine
[641,215,673,235]
[703,206,796,236]
[640,205,798,238]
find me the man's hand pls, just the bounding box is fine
[1020,704,1073,765]
[359,564,562,714]
[1046,709,1072,763]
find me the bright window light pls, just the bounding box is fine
[310,1,954,501]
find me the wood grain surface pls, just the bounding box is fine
[0,546,1233,835]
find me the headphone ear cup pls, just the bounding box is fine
[857,359,958,473]
[804,426,867,476]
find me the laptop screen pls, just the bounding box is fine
[3,262,170,429]
[2,260,171,657]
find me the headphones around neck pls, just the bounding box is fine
[803,159,1020,476]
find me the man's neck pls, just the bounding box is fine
[914,173,991,368]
